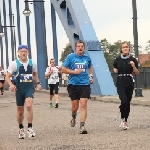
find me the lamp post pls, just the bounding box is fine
[23,0,48,89]
[8,14,17,59]
[11,14,17,58]
[0,25,15,37]
[23,1,32,17]
[0,24,16,68]
[132,0,143,97]
[23,1,45,18]
[0,14,16,59]
[0,25,16,57]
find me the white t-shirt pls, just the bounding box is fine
[7,59,37,75]
[0,70,7,80]
[45,66,59,84]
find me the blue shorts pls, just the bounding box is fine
[16,88,35,106]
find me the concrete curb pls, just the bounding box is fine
[90,96,150,106]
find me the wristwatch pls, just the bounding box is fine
[37,82,41,85]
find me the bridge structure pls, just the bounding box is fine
[0,0,116,96]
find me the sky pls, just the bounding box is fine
[0,0,150,69]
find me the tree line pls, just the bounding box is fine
[59,39,150,70]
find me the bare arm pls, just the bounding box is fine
[88,66,93,74]
[5,72,17,92]
[132,66,139,75]
[45,71,52,78]
[61,66,83,75]
[61,66,75,74]
[130,61,139,75]
[5,72,13,86]
[32,72,40,83]
[88,66,94,84]
[32,72,42,90]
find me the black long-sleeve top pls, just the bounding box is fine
[113,55,138,87]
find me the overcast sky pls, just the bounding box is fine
[0,0,150,69]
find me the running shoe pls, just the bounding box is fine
[70,118,76,127]
[119,119,129,130]
[55,103,59,108]
[27,127,35,137]
[50,103,53,108]
[119,119,125,128]
[19,128,25,139]
[80,126,88,134]
[1,91,4,95]
[123,122,129,130]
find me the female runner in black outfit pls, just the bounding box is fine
[113,41,139,130]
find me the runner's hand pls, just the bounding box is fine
[89,75,94,84]
[130,61,135,67]
[9,84,16,92]
[90,78,94,84]
[74,69,83,74]
[36,84,42,91]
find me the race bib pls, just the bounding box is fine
[75,63,86,72]
[52,76,58,79]
[20,74,32,82]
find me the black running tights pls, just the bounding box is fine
[117,85,134,122]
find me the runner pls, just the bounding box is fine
[0,66,6,95]
[45,58,59,108]
[62,40,94,134]
[5,44,42,139]
[113,41,139,130]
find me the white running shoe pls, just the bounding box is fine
[119,119,125,128]
[19,128,25,139]
[119,119,129,130]
[123,122,129,130]
[80,126,88,134]
[27,127,36,137]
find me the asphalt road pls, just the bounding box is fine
[0,90,150,150]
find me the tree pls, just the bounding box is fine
[100,40,120,70]
[59,43,72,63]
[100,39,134,70]
[145,40,150,54]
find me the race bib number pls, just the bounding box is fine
[75,63,86,72]
[20,74,32,82]
[52,76,58,79]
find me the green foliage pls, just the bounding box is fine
[59,43,72,63]
[145,40,150,53]
[100,39,134,70]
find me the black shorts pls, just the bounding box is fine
[0,80,5,84]
[49,82,59,95]
[67,84,91,100]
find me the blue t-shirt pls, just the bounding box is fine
[63,53,92,85]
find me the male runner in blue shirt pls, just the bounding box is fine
[62,40,94,134]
